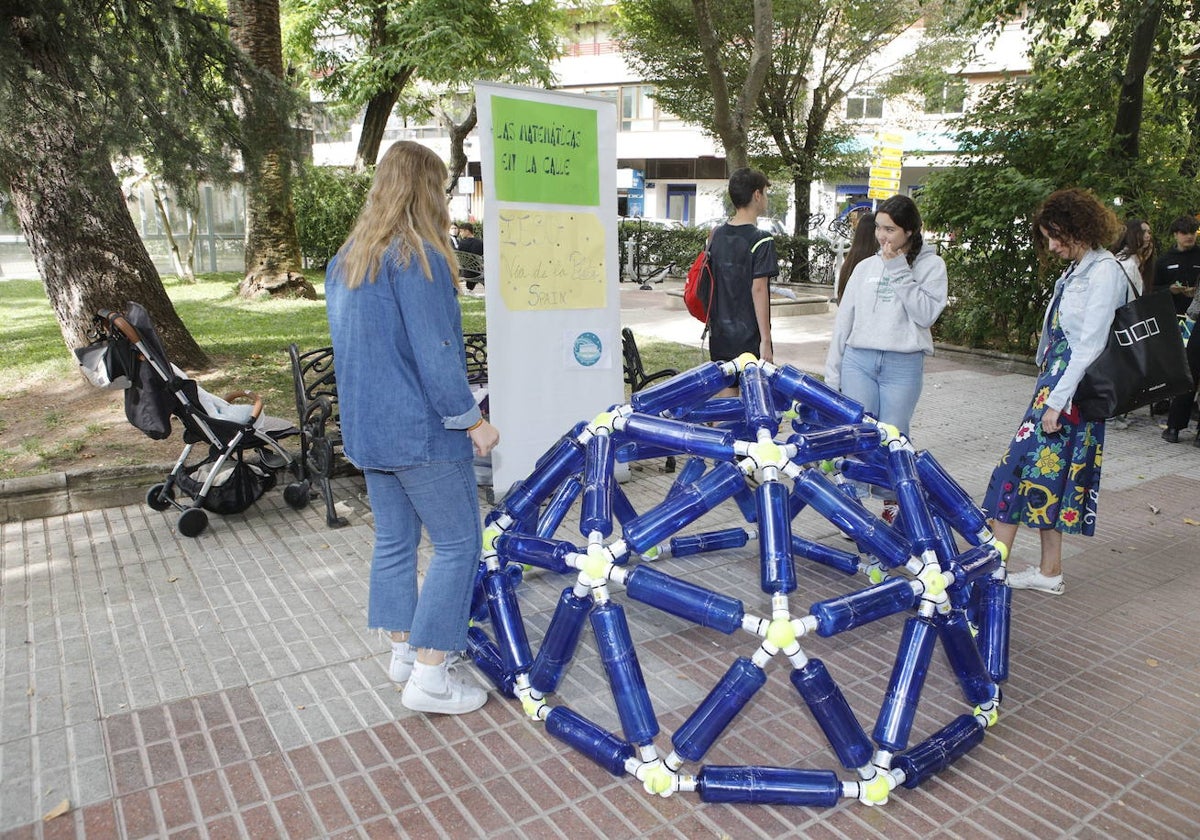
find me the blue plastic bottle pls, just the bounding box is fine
[580,432,615,537]
[630,362,732,416]
[887,448,937,554]
[621,414,736,461]
[756,481,795,594]
[739,364,777,430]
[790,425,881,464]
[979,578,1011,683]
[591,602,659,745]
[790,659,873,770]
[790,534,860,576]
[769,366,864,425]
[536,476,581,539]
[937,609,996,706]
[893,714,984,789]
[502,435,585,522]
[529,587,594,694]
[670,527,749,557]
[611,482,638,531]
[791,470,912,567]
[484,568,533,673]
[667,456,708,498]
[672,658,766,762]
[465,626,515,697]
[624,565,745,634]
[545,707,634,776]
[696,766,841,807]
[833,456,891,490]
[621,461,745,553]
[811,577,917,637]
[915,451,990,543]
[873,616,937,752]
[495,533,574,574]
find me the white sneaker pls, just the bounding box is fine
[389,644,464,684]
[388,641,416,683]
[401,662,488,715]
[1006,566,1064,595]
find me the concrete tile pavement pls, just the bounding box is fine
[2,284,1200,838]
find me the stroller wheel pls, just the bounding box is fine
[146,482,174,511]
[284,481,310,509]
[177,507,209,538]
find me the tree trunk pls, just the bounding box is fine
[791,169,813,284]
[228,0,314,300]
[1112,0,1163,161]
[150,181,195,282]
[353,71,414,171]
[3,17,207,368]
[445,103,479,188]
[691,0,773,171]
[9,142,208,368]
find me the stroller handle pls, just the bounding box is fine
[224,390,265,421]
[98,309,142,345]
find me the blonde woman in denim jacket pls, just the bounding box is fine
[326,141,499,715]
[983,188,1126,595]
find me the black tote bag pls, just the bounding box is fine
[1074,286,1193,421]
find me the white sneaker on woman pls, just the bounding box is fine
[401,661,487,714]
[1006,566,1064,595]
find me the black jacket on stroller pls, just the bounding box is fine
[76,302,310,537]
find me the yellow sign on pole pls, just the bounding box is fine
[868,130,905,200]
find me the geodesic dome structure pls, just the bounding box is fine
[465,354,1011,808]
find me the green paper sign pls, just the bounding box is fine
[492,96,599,206]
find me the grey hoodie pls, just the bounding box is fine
[825,247,948,390]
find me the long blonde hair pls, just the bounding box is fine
[334,141,460,290]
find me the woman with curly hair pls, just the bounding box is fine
[983,188,1127,595]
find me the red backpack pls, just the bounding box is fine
[683,235,715,324]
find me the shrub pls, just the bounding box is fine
[293,163,372,268]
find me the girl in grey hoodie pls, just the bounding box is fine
[824,194,948,522]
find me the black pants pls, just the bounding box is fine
[1166,326,1200,430]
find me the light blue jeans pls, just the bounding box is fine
[364,460,481,652]
[840,346,926,436]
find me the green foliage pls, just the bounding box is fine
[292,164,372,268]
[618,222,707,277]
[289,0,562,107]
[0,1,259,192]
[922,1,1200,352]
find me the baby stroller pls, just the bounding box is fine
[75,302,310,537]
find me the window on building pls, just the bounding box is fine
[845,92,884,120]
[923,81,967,115]
[621,85,656,131]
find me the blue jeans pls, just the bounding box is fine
[364,460,481,652]
[840,346,926,436]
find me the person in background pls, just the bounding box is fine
[1106,218,1155,429]
[325,141,500,715]
[835,211,877,302]
[1153,214,1200,315]
[825,194,947,524]
[1110,218,1154,295]
[449,222,460,249]
[707,168,780,392]
[984,188,1125,595]
[456,221,485,291]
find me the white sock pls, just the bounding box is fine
[391,640,413,660]
[412,660,448,694]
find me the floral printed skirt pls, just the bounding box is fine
[982,332,1105,535]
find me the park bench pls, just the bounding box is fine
[288,329,672,526]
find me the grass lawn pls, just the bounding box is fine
[0,272,697,479]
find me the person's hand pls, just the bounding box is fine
[469,420,499,457]
[759,338,773,363]
[881,240,899,261]
[1041,407,1062,435]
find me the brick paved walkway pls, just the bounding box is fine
[3,289,1200,838]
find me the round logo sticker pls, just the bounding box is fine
[573,332,602,367]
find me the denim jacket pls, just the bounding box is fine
[1036,248,1129,412]
[325,242,479,470]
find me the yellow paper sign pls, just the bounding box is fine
[498,210,606,310]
